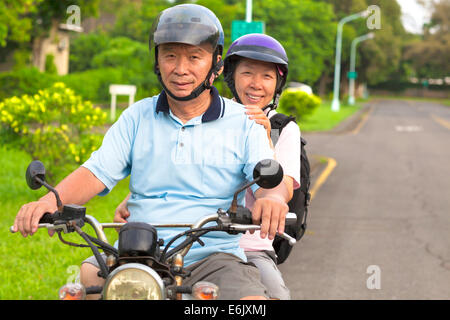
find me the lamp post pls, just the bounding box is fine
[331,9,370,112]
[246,0,252,22]
[348,32,375,105]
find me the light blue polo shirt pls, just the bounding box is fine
[82,87,274,266]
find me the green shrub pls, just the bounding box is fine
[278,89,321,121]
[69,32,111,73]
[0,82,107,181]
[1,34,162,103]
[45,54,58,74]
[0,67,57,101]
[90,37,159,100]
[61,67,126,102]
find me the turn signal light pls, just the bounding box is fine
[59,283,86,300]
[192,281,219,300]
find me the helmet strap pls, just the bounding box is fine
[262,92,281,112]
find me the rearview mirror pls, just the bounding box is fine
[228,159,284,214]
[253,159,284,189]
[26,160,46,190]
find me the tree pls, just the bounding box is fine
[0,0,43,48]
[403,0,450,79]
[0,0,101,71]
[318,0,407,92]
[247,0,337,86]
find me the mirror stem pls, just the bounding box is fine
[35,176,63,211]
[229,177,260,213]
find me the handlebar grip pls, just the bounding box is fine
[231,207,297,225]
[9,211,58,233]
[39,212,56,224]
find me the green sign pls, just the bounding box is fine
[347,71,358,79]
[231,20,265,41]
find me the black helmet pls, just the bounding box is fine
[150,4,225,101]
[224,33,289,109]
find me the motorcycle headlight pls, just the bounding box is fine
[103,263,165,300]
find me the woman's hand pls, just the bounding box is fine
[245,105,271,140]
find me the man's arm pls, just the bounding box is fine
[13,166,106,237]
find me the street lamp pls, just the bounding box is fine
[331,9,370,112]
[246,0,252,22]
[348,32,375,105]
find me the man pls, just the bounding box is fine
[13,4,290,300]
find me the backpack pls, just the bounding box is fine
[269,113,311,265]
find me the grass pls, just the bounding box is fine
[0,146,130,300]
[297,100,363,132]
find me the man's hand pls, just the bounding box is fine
[114,193,131,224]
[13,167,106,238]
[13,199,57,237]
[251,196,289,240]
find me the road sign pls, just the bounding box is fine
[231,20,265,41]
[347,71,358,79]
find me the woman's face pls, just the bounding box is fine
[234,57,278,109]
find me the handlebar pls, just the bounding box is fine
[10,211,298,251]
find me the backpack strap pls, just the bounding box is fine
[270,113,296,146]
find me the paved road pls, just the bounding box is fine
[279,99,450,299]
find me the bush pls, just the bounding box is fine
[90,37,159,100]
[61,67,126,102]
[2,34,161,103]
[45,54,57,74]
[0,82,107,181]
[0,67,57,101]
[69,32,111,73]
[278,89,321,121]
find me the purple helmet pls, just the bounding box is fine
[224,33,289,108]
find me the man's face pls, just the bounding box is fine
[234,57,277,108]
[157,43,215,98]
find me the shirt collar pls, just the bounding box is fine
[156,86,224,123]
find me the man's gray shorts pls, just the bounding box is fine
[83,252,268,300]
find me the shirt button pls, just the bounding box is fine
[180,142,184,147]
[181,127,186,131]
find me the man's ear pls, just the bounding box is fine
[216,55,224,76]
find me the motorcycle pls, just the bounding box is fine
[10,159,297,300]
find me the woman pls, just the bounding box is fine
[223,33,301,300]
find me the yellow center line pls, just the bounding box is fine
[431,114,450,130]
[351,105,374,135]
[310,156,337,201]
[305,157,337,236]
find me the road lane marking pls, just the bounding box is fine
[431,114,450,130]
[351,105,374,135]
[310,156,337,201]
[395,125,423,132]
